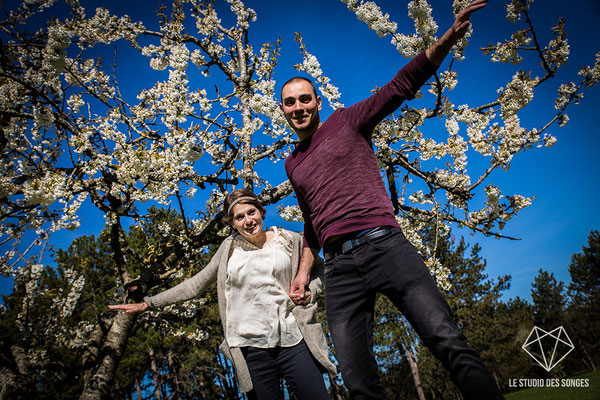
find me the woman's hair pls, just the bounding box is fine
[222,188,266,224]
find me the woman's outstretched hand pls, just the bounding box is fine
[109,302,149,314]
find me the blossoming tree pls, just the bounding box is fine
[0,0,598,398]
[0,0,294,397]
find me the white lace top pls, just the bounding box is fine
[225,227,303,348]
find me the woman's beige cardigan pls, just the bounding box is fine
[143,229,337,393]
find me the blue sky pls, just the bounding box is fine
[1,0,599,302]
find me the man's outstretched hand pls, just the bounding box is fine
[426,0,489,65]
[450,0,488,40]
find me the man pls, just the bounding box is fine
[281,0,504,399]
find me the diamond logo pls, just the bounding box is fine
[522,326,575,371]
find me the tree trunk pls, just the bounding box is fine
[567,325,596,371]
[82,317,113,385]
[492,370,501,393]
[135,379,143,400]
[149,347,163,400]
[582,345,597,371]
[0,370,29,400]
[236,31,254,191]
[167,350,183,399]
[0,345,34,399]
[429,387,436,399]
[402,341,427,400]
[0,346,32,400]
[577,335,596,371]
[327,373,344,400]
[445,378,462,400]
[79,311,135,400]
[10,345,30,376]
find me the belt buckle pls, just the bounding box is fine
[341,239,354,254]
[334,227,388,257]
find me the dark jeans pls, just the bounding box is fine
[324,227,503,400]
[242,340,328,400]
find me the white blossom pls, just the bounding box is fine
[557,114,569,127]
[545,36,569,67]
[543,133,557,147]
[22,171,67,206]
[505,0,534,23]
[278,205,304,223]
[554,82,582,110]
[497,72,536,118]
[490,29,531,64]
[169,43,190,71]
[578,51,600,87]
[408,0,438,43]
[353,1,398,38]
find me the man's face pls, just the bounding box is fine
[280,80,322,140]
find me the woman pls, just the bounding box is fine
[109,189,336,399]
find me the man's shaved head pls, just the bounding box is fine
[281,76,317,101]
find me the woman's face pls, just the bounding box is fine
[231,202,263,240]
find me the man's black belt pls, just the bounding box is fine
[324,226,392,261]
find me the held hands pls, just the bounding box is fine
[289,289,312,305]
[288,270,310,305]
[108,302,149,314]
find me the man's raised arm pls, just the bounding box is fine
[425,0,488,66]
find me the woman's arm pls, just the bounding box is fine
[110,239,228,312]
[144,242,225,308]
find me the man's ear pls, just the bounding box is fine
[317,96,322,111]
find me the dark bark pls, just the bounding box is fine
[79,311,136,400]
[0,345,33,400]
[135,379,143,400]
[149,347,163,400]
[402,340,426,400]
[168,350,183,399]
[327,373,344,400]
[82,317,113,385]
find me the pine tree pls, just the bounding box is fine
[566,230,600,372]
[568,230,600,307]
[530,269,565,329]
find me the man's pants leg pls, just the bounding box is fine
[324,227,503,400]
[324,254,384,399]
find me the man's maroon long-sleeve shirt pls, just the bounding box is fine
[285,52,438,249]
